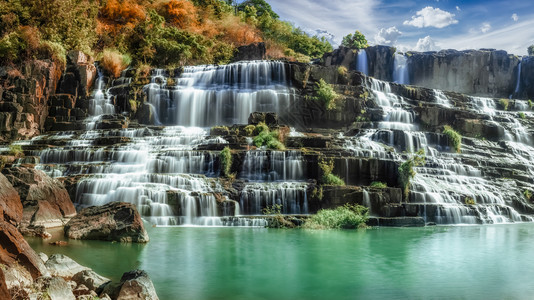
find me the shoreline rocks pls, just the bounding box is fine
[65,202,149,243]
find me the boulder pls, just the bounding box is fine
[103,270,159,300]
[2,166,75,229]
[0,173,22,225]
[72,269,111,292]
[233,42,266,62]
[0,220,49,279]
[64,202,149,243]
[45,254,90,279]
[34,276,75,300]
[0,268,10,300]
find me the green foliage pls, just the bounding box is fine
[499,98,509,111]
[370,181,387,188]
[529,100,533,109]
[398,149,425,199]
[443,125,462,153]
[303,204,368,229]
[524,189,532,201]
[8,144,24,158]
[220,146,232,178]
[244,125,256,136]
[314,79,338,110]
[237,0,279,19]
[341,30,368,49]
[529,45,534,56]
[0,156,6,170]
[0,31,25,63]
[253,122,269,135]
[464,197,476,205]
[39,40,66,69]
[253,130,285,150]
[519,112,526,119]
[319,158,345,186]
[337,66,347,76]
[262,204,282,215]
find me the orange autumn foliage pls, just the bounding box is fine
[159,0,199,29]
[100,0,146,26]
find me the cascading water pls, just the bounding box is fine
[514,59,522,95]
[393,54,409,85]
[144,61,297,127]
[356,49,369,75]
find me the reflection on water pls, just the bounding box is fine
[27,224,534,300]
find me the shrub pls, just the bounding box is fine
[99,49,131,78]
[499,98,509,111]
[220,146,232,178]
[337,66,347,76]
[39,40,66,69]
[341,30,368,49]
[529,99,533,109]
[319,158,345,186]
[370,181,387,188]
[519,112,526,119]
[253,122,269,135]
[8,144,24,158]
[252,130,285,150]
[464,197,476,205]
[303,204,368,229]
[524,189,532,201]
[243,125,256,136]
[443,125,462,153]
[314,79,338,110]
[398,149,425,199]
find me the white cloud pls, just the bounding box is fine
[304,28,337,46]
[480,22,491,33]
[403,6,459,29]
[512,13,518,21]
[413,36,440,52]
[374,26,402,45]
[456,6,461,11]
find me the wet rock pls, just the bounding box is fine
[0,173,22,225]
[103,269,159,300]
[45,254,90,279]
[72,270,111,293]
[0,220,49,279]
[49,240,68,246]
[64,202,149,243]
[233,42,266,62]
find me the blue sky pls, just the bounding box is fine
[265,0,534,55]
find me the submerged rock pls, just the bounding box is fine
[64,202,149,243]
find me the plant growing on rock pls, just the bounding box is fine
[464,197,476,205]
[220,146,233,178]
[319,158,345,186]
[519,112,526,119]
[499,98,509,111]
[337,66,347,76]
[314,79,338,110]
[99,49,131,78]
[443,125,462,153]
[252,123,285,150]
[529,100,533,109]
[8,144,24,158]
[524,189,532,201]
[262,204,294,228]
[370,181,387,188]
[398,149,425,200]
[303,204,368,229]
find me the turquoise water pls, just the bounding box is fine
[28,224,534,299]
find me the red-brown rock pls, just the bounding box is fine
[0,220,49,280]
[0,173,22,225]
[0,268,11,300]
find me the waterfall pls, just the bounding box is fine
[144,61,297,127]
[240,150,306,181]
[393,54,409,84]
[86,71,115,130]
[239,182,309,215]
[514,60,522,95]
[356,49,369,75]
[433,90,452,108]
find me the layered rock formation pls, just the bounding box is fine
[64,202,149,243]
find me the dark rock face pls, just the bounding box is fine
[233,42,266,62]
[64,202,149,243]
[0,173,22,226]
[407,49,519,98]
[2,166,75,229]
[520,56,534,99]
[366,45,395,81]
[248,112,279,126]
[0,220,49,280]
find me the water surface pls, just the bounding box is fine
[28,224,534,299]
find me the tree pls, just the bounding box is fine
[529,45,534,56]
[341,30,368,49]
[237,0,279,19]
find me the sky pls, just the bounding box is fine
[263,0,534,55]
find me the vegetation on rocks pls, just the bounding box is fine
[341,30,368,49]
[252,123,285,150]
[524,189,532,201]
[314,79,339,110]
[398,149,425,199]
[499,98,509,111]
[370,181,387,188]
[303,204,368,229]
[220,146,232,178]
[443,125,462,153]
[319,158,345,186]
[99,49,132,78]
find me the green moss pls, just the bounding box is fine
[443,125,462,153]
[8,144,23,158]
[314,79,338,110]
[303,204,368,229]
[370,181,387,188]
[319,158,345,186]
[220,146,232,178]
[499,98,509,111]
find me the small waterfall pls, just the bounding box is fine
[356,49,369,75]
[433,90,452,108]
[239,182,309,215]
[240,150,306,181]
[514,60,522,95]
[86,71,115,130]
[393,54,409,84]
